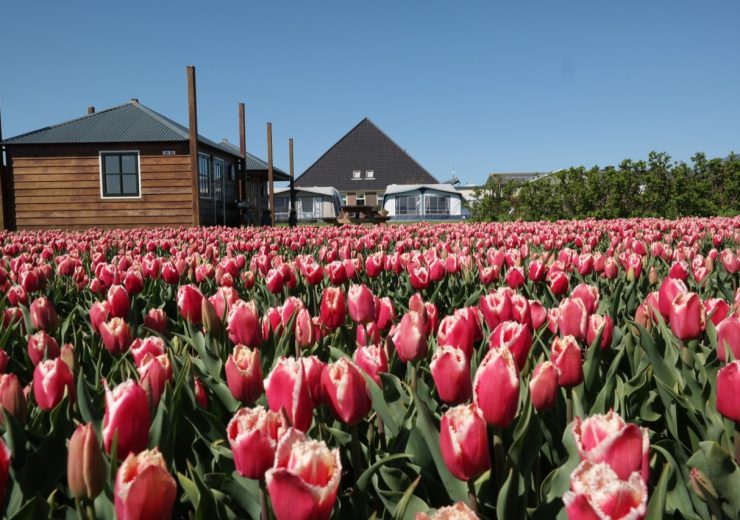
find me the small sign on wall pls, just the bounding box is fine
[162,150,176,156]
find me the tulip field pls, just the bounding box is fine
[0,218,738,520]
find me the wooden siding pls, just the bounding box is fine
[8,145,195,229]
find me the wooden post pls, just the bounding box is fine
[289,138,296,227]
[267,122,274,226]
[87,106,95,115]
[0,106,5,230]
[238,103,246,226]
[187,65,200,226]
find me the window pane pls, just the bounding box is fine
[122,174,138,195]
[104,155,120,174]
[106,175,121,194]
[121,155,137,174]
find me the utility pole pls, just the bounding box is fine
[266,122,274,226]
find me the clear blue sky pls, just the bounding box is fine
[1,1,738,185]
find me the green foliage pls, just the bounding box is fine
[472,152,740,221]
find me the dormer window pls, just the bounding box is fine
[366,170,374,179]
[352,170,361,179]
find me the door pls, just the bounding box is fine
[313,197,323,218]
[213,159,225,225]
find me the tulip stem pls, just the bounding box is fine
[492,428,505,491]
[566,391,574,424]
[86,501,95,520]
[734,423,740,465]
[467,480,479,515]
[408,362,417,393]
[259,480,269,520]
[351,423,364,479]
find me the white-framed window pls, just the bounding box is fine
[99,151,141,198]
[425,194,450,215]
[198,153,211,199]
[352,170,361,179]
[366,170,374,179]
[397,194,420,215]
[356,193,366,206]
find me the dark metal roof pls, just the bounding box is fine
[2,101,240,159]
[294,118,438,192]
[217,139,290,181]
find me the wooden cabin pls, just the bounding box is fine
[0,100,288,230]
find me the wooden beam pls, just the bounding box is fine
[187,65,200,226]
[289,138,296,227]
[238,103,246,206]
[0,105,5,230]
[267,122,274,226]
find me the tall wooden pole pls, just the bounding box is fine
[289,138,296,227]
[267,122,274,226]
[187,66,200,226]
[238,103,246,225]
[0,105,5,230]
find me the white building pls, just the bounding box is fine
[274,187,342,222]
[382,184,463,220]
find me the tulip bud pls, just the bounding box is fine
[103,379,151,457]
[439,404,490,481]
[225,345,263,403]
[67,423,105,500]
[99,317,132,355]
[295,308,316,349]
[228,406,288,480]
[392,311,428,363]
[33,358,75,411]
[473,348,520,428]
[60,343,76,373]
[586,314,614,350]
[106,285,130,319]
[558,298,588,342]
[143,308,167,334]
[488,320,532,371]
[648,266,659,286]
[320,287,346,331]
[201,297,221,334]
[669,292,704,341]
[354,344,388,386]
[115,449,177,520]
[431,346,471,405]
[137,353,172,408]
[347,284,376,324]
[321,358,372,425]
[551,336,583,388]
[717,361,740,422]
[264,357,314,432]
[717,316,740,362]
[265,428,341,520]
[30,296,59,331]
[529,361,559,411]
[0,374,28,425]
[227,300,262,348]
[689,468,719,504]
[27,330,60,366]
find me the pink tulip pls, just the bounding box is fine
[30,296,59,331]
[225,345,263,403]
[488,320,532,371]
[479,290,512,331]
[354,344,388,385]
[392,311,428,363]
[551,336,583,388]
[563,461,647,520]
[106,285,130,319]
[572,283,600,315]
[717,361,740,422]
[103,379,151,457]
[658,277,688,320]
[473,348,520,428]
[114,449,176,520]
[27,330,60,366]
[572,410,649,482]
[717,316,740,362]
[137,353,172,407]
[430,346,472,404]
[143,308,167,334]
[586,314,614,350]
[668,291,704,341]
[227,300,261,348]
[265,428,341,520]
[130,337,166,366]
[558,298,588,342]
[439,404,490,481]
[321,358,372,425]
[319,287,346,331]
[176,284,203,324]
[437,314,475,360]
[99,318,132,355]
[228,406,288,480]
[33,358,75,410]
[67,423,105,500]
[347,284,375,324]
[529,361,559,411]
[264,357,314,432]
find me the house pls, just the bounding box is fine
[0,99,287,230]
[382,184,464,220]
[273,186,342,222]
[294,118,438,208]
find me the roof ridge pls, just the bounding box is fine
[361,117,438,182]
[131,102,190,140]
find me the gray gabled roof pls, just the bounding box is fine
[2,100,239,159]
[294,118,438,192]
[217,139,290,180]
